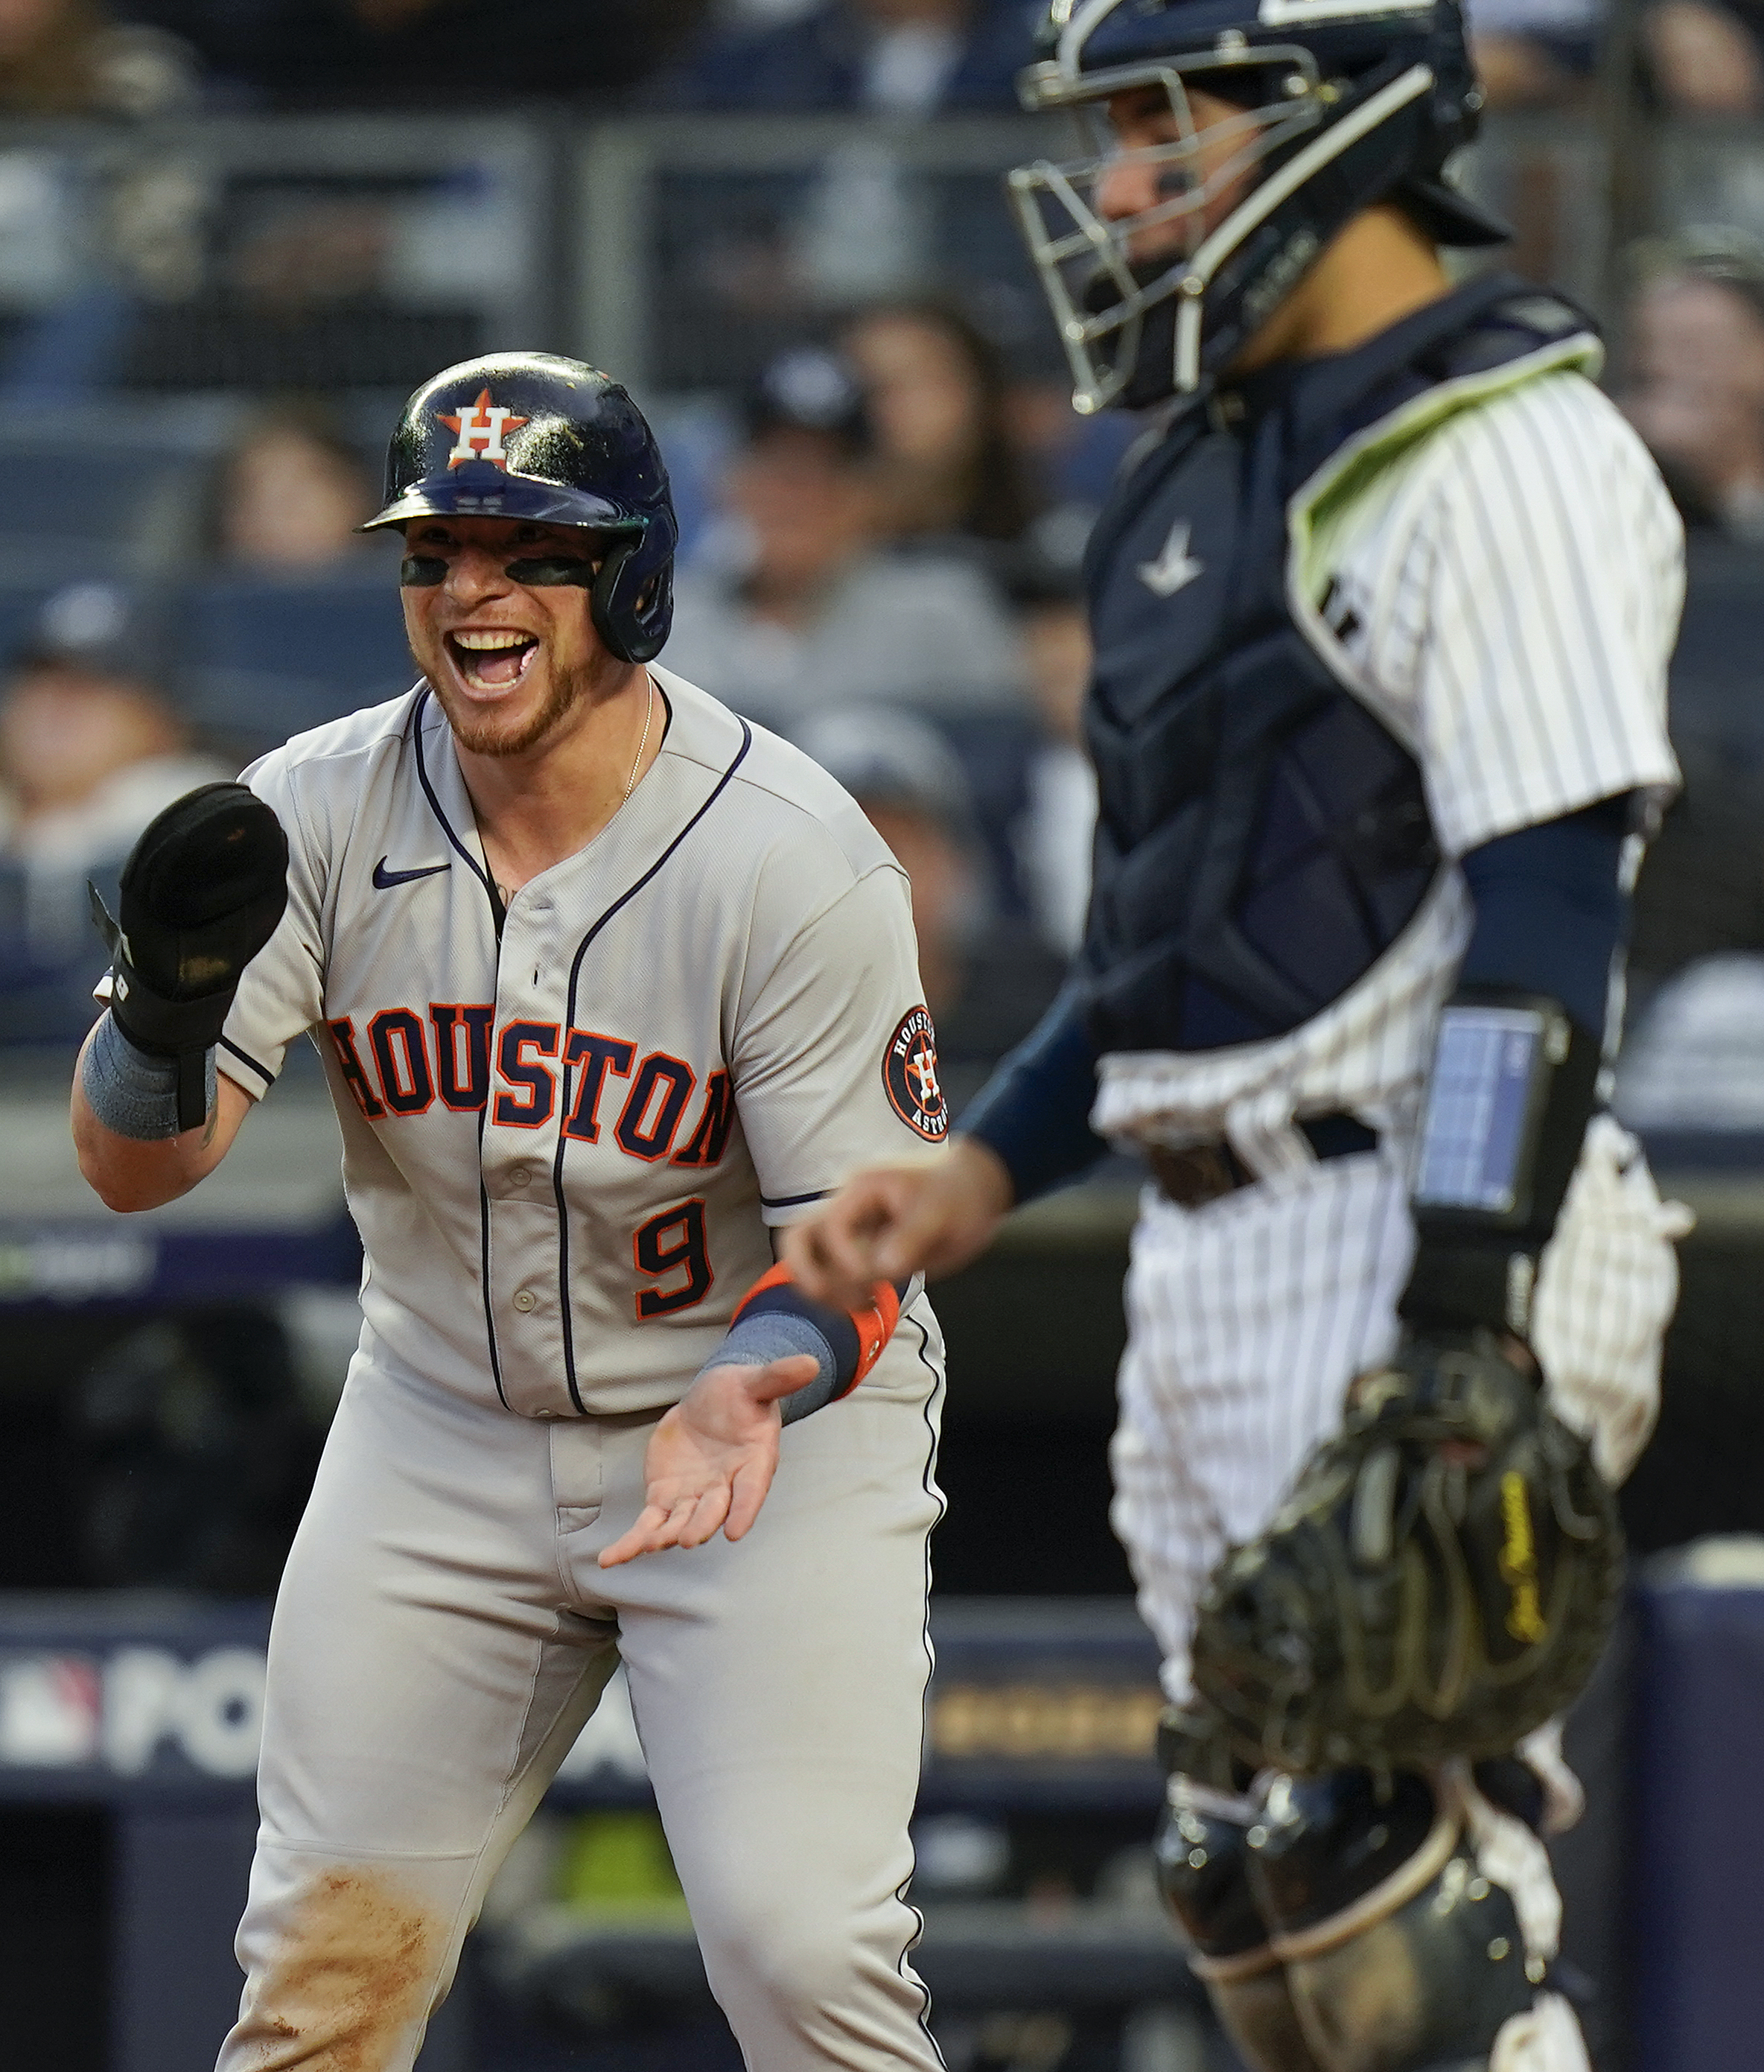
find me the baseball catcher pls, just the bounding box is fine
[785,0,1691,2065]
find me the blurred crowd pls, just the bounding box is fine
[0,302,1109,1113]
[663,310,1102,1081]
[1610,226,1764,1134]
[0,0,1757,1108]
[0,396,395,1045]
[1,0,1764,119]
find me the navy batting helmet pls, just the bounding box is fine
[1008,0,1509,412]
[362,352,678,664]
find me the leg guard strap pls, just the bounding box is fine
[1265,1804,1461,1965]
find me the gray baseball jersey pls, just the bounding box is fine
[220,662,949,1416]
[209,664,952,2072]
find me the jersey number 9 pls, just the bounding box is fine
[634,1199,713,1319]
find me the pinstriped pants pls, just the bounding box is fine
[1109,1124,1683,2072]
[1110,1145,1413,1706]
[1109,1117,1681,1702]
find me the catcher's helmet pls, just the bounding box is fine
[362,352,677,664]
[1008,0,1509,412]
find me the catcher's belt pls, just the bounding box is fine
[1147,1114,1379,1209]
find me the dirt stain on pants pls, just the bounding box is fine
[229,1867,442,2071]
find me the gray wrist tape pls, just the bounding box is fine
[696,1312,839,1426]
[82,1011,216,1142]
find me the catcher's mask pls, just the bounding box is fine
[362,351,678,664]
[1007,0,1509,412]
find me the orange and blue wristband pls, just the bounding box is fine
[697,1262,908,1423]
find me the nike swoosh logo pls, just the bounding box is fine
[372,857,450,890]
[1138,518,1205,599]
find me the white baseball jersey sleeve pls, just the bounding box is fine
[217,666,944,1419]
[1321,369,1683,857]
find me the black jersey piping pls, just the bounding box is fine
[409,686,502,928]
[217,1034,273,1093]
[897,1309,948,2063]
[760,1186,831,1210]
[477,1101,509,1408]
[408,687,510,1401]
[550,719,754,1414]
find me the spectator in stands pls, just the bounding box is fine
[794,705,1064,1104]
[662,0,1034,113]
[1465,0,1764,112]
[1004,364,1135,513]
[840,298,1043,550]
[1639,0,1764,113]
[0,582,225,1043]
[840,298,1118,603]
[663,346,1025,728]
[1616,952,1764,1130]
[1617,229,1764,1076]
[0,0,198,116]
[1620,227,1764,541]
[209,404,380,573]
[1465,0,1599,108]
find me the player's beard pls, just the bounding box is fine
[436,646,611,760]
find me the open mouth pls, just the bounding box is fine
[447,629,539,690]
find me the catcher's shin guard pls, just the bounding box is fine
[1153,1710,1324,2072]
[1246,1768,1535,2072]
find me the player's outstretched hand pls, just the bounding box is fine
[783,1139,1015,1311]
[599,1354,821,1567]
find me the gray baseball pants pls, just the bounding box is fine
[214,1312,947,2071]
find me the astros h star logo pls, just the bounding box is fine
[438,389,529,470]
[882,1005,949,1143]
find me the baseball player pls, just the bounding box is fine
[71,353,955,2072]
[788,4,1689,2068]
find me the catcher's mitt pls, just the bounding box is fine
[1191,1330,1623,1773]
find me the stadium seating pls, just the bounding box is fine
[178,568,417,755]
[0,411,218,586]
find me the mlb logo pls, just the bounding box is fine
[0,1653,101,1765]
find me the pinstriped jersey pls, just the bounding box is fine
[220,665,943,1420]
[1091,366,1682,1172]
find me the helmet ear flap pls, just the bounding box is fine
[590,532,674,664]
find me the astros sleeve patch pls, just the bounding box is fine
[883,1006,948,1143]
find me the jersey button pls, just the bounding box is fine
[509,1166,533,1188]
[512,1288,538,1314]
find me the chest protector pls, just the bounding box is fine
[1080,273,1599,1056]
